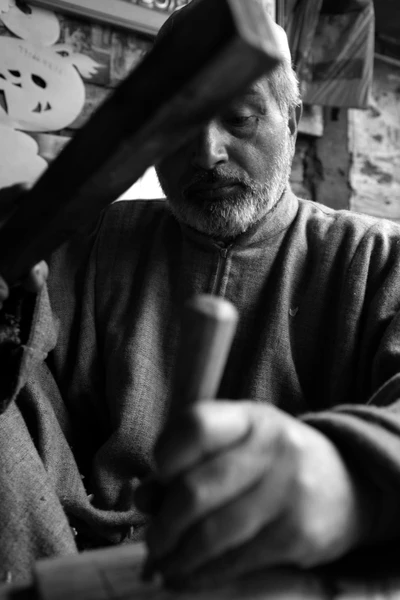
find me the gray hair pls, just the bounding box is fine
[267,58,302,116]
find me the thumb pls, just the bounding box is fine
[22,261,49,294]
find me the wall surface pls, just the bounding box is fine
[290,108,351,210]
[349,57,400,222]
[292,59,400,220]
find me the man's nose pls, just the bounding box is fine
[191,121,229,170]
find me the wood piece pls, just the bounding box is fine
[140,294,238,580]
[172,295,238,411]
[0,0,284,286]
[2,543,400,599]
[22,542,400,600]
[34,544,326,600]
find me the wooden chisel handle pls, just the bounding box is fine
[141,294,238,581]
[171,294,239,414]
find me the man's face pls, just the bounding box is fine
[156,78,298,240]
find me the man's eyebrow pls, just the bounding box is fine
[233,87,267,112]
[241,87,264,99]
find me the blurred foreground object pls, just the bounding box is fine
[0,0,285,287]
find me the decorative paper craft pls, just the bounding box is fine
[1,1,60,46]
[0,0,10,14]
[0,1,101,189]
[0,124,47,187]
[0,39,101,132]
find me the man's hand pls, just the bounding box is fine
[0,261,48,309]
[135,402,370,588]
[0,183,48,308]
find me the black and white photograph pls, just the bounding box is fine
[0,1,399,598]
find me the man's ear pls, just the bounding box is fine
[288,101,303,141]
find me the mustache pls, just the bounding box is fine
[182,169,250,195]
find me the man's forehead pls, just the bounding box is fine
[243,80,267,97]
[233,79,271,104]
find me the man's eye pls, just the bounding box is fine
[224,115,256,128]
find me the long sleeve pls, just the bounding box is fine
[303,218,400,546]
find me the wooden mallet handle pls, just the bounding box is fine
[172,294,239,413]
[141,294,239,580]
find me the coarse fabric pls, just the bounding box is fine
[3,189,400,582]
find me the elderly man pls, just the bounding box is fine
[1,1,400,588]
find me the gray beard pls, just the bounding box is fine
[156,142,293,241]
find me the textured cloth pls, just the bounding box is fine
[3,189,400,581]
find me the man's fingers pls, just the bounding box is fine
[147,440,268,561]
[147,420,295,566]
[165,514,300,590]
[154,401,252,481]
[148,403,303,573]
[0,260,47,310]
[23,261,49,293]
[154,475,289,580]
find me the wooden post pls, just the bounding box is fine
[172,294,238,411]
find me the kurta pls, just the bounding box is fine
[2,189,400,582]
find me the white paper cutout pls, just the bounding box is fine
[52,44,101,79]
[1,1,60,46]
[0,38,101,132]
[0,0,11,15]
[0,3,102,190]
[0,124,47,187]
